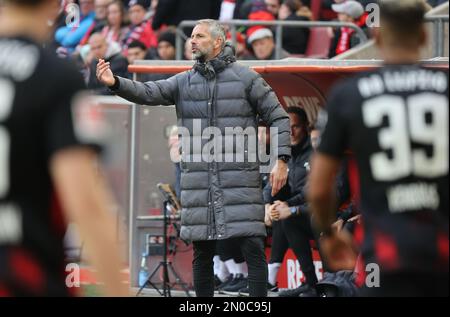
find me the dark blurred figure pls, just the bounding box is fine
[278,0,310,55]
[157,29,176,60]
[152,0,222,35]
[265,0,282,17]
[0,0,126,296]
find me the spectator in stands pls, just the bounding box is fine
[55,0,96,53]
[233,0,254,19]
[226,30,251,59]
[122,0,158,54]
[152,0,222,35]
[126,40,161,80]
[157,29,176,60]
[278,0,311,55]
[219,0,237,21]
[245,28,290,60]
[87,32,128,93]
[130,30,178,81]
[127,40,148,65]
[265,0,282,17]
[328,0,366,58]
[100,0,130,45]
[79,0,112,46]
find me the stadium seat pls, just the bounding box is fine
[305,27,332,58]
[310,0,322,21]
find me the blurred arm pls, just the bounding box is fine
[51,147,127,297]
[308,153,341,232]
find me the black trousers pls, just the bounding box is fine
[216,239,245,263]
[280,213,318,286]
[269,220,289,263]
[193,237,268,297]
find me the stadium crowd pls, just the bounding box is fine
[0,0,431,93]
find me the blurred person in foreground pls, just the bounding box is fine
[309,0,448,296]
[96,19,291,297]
[0,0,127,296]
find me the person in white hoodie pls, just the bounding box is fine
[87,32,128,94]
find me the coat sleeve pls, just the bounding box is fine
[246,71,291,158]
[109,74,179,106]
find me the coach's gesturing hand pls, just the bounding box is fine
[96,59,116,87]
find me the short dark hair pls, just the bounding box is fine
[128,40,147,51]
[379,0,427,43]
[286,106,309,126]
[282,0,301,13]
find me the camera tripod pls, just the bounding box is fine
[136,200,191,297]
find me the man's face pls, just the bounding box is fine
[278,3,291,20]
[251,37,274,60]
[310,129,321,150]
[127,47,146,64]
[95,0,110,20]
[190,24,216,61]
[337,12,354,23]
[89,36,108,60]
[129,4,146,25]
[158,41,175,60]
[79,0,95,16]
[289,112,307,146]
[265,0,280,17]
[107,2,121,27]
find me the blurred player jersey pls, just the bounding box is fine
[318,64,449,274]
[0,36,104,296]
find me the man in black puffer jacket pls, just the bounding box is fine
[96,19,291,297]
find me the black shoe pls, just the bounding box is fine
[278,284,311,297]
[215,274,234,292]
[238,281,277,297]
[267,282,278,292]
[299,286,318,297]
[238,286,249,297]
[220,274,248,296]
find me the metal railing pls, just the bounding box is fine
[176,15,449,60]
[176,19,369,60]
[425,15,449,58]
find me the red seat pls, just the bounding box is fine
[305,27,332,58]
[310,0,322,21]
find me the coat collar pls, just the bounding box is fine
[193,42,236,80]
